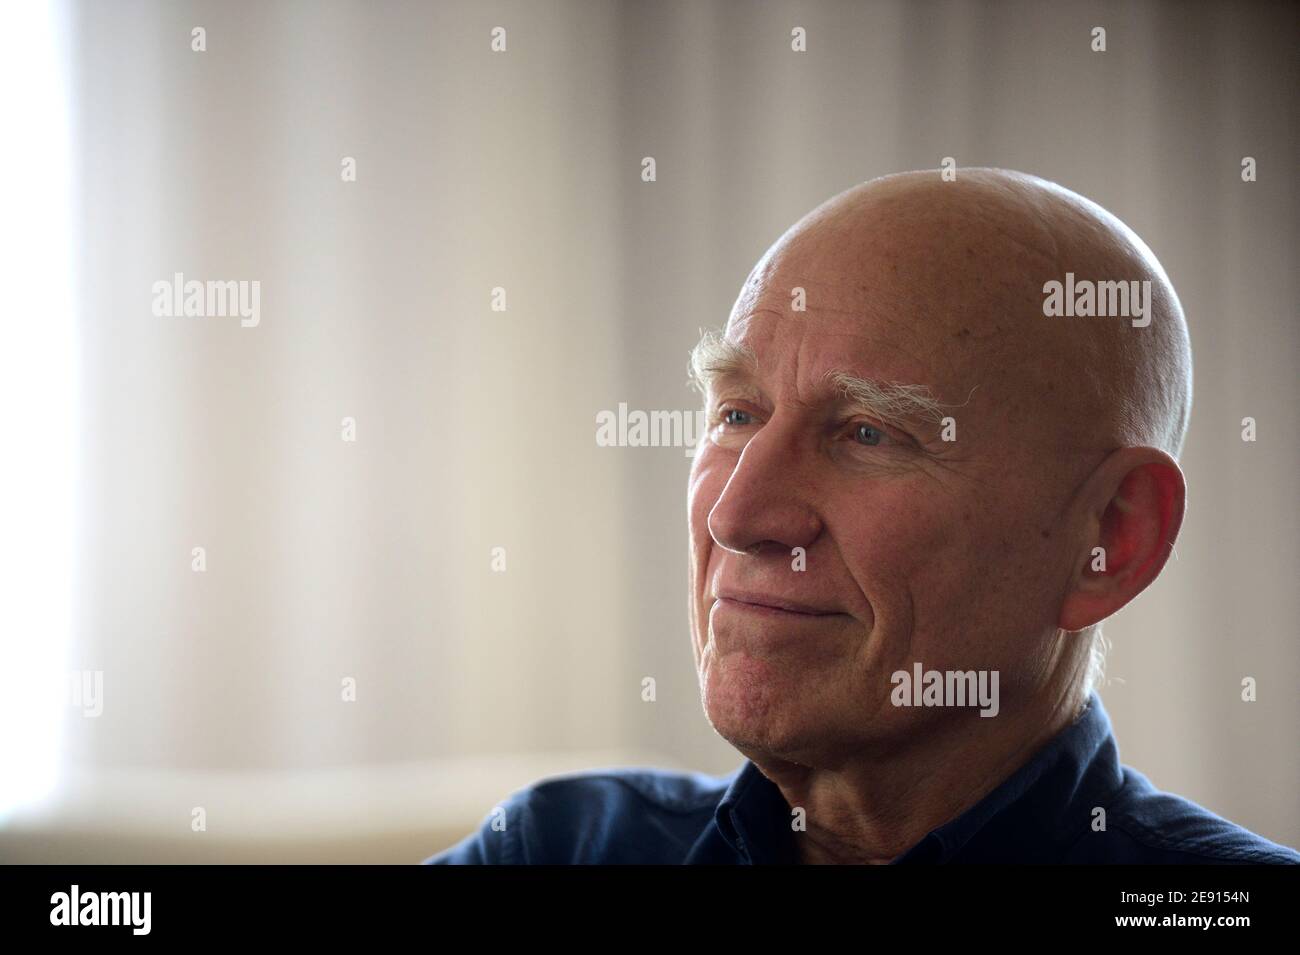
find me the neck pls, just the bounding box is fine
[764,681,1090,865]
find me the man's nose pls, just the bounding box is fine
[706,415,823,556]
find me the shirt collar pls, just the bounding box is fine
[715,691,1121,864]
[714,759,798,864]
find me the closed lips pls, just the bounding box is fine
[714,591,840,616]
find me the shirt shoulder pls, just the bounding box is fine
[423,766,733,865]
[1073,766,1300,864]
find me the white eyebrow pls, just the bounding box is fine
[688,328,957,428]
[823,371,949,427]
[687,329,757,393]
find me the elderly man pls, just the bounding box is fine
[427,169,1298,865]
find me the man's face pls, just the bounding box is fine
[687,211,1099,767]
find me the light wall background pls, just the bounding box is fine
[1,0,1295,862]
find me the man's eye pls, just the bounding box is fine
[722,408,753,427]
[852,423,885,446]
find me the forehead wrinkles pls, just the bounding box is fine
[721,246,1010,417]
[725,309,938,411]
[726,262,942,363]
[730,257,948,343]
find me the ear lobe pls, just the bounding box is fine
[1058,451,1185,632]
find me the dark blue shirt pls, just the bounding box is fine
[424,693,1299,864]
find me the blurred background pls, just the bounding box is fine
[1,0,1295,862]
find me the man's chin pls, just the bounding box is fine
[701,667,818,763]
[700,659,896,768]
[707,715,824,772]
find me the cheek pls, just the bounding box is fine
[832,489,997,633]
[851,486,1062,651]
[687,450,731,637]
[837,491,958,577]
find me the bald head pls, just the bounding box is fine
[688,167,1191,766]
[748,168,1192,462]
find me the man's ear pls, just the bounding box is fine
[1058,447,1186,633]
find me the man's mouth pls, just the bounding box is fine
[713,590,841,617]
